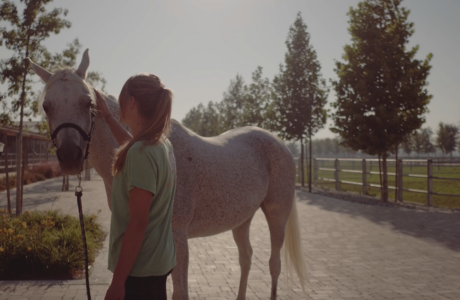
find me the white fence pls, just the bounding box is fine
[310,158,460,206]
[0,153,57,173]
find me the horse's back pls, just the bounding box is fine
[169,122,295,237]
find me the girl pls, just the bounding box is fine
[95,73,176,300]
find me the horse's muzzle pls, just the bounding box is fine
[56,143,84,175]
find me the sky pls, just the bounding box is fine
[1,0,459,139]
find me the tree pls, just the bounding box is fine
[401,135,412,156]
[436,122,459,158]
[420,127,435,156]
[182,101,222,137]
[219,74,246,131]
[0,0,71,214]
[411,130,424,156]
[330,0,433,201]
[270,12,328,191]
[183,66,271,136]
[240,66,270,128]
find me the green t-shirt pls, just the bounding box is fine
[108,139,176,277]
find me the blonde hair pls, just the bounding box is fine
[112,73,173,175]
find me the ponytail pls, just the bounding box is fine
[112,74,173,176]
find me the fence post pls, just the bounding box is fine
[335,159,339,191]
[362,159,367,195]
[427,159,433,206]
[398,159,403,202]
[313,159,317,187]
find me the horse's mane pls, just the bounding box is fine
[37,67,96,116]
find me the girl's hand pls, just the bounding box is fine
[94,89,111,120]
[104,282,125,300]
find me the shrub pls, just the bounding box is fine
[0,209,106,280]
[0,161,61,192]
[30,161,61,178]
[0,176,16,192]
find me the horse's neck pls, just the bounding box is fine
[88,93,121,181]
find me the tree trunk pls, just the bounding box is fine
[308,132,312,192]
[394,144,398,202]
[300,138,304,187]
[3,135,11,213]
[21,138,28,207]
[382,154,389,202]
[378,154,383,201]
[16,36,30,215]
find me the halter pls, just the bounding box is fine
[50,111,96,161]
[45,71,96,162]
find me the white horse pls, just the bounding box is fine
[29,50,307,300]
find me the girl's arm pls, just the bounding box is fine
[105,187,153,299]
[95,89,132,145]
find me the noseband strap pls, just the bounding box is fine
[51,113,95,160]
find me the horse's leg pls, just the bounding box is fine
[172,230,189,300]
[261,202,290,300]
[232,216,254,300]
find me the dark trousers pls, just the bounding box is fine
[124,269,172,300]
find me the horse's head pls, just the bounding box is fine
[29,49,96,175]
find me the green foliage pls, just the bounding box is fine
[416,127,435,155]
[401,136,412,155]
[269,12,328,189]
[0,2,107,128]
[0,209,105,279]
[330,0,433,201]
[330,0,433,157]
[182,101,222,137]
[239,66,270,128]
[436,122,459,156]
[0,0,71,125]
[269,12,328,141]
[219,74,246,131]
[182,67,271,136]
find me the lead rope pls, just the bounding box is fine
[75,173,92,300]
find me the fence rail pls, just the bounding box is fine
[311,158,460,207]
[1,153,57,173]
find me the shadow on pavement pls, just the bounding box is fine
[297,189,460,252]
[0,178,64,210]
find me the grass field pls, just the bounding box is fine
[297,160,460,209]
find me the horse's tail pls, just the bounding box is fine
[283,195,308,292]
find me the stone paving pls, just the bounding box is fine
[0,172,459,299]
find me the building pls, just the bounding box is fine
[0,122,55,174]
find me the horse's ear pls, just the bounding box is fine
[27,58,52,83]
[76,49,90,80]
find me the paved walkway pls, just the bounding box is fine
[0,173,459,299]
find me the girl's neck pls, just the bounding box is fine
[130,121,146,138]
